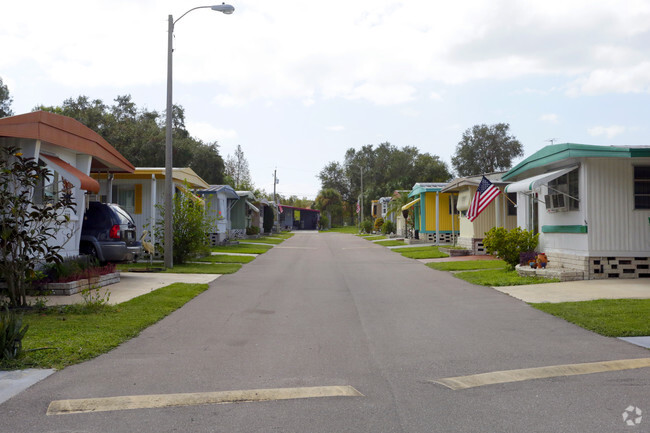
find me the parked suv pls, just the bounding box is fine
[80,201,142,263]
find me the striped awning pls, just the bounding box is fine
[505,166,578,193]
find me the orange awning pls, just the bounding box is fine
[40,154,100,193]
[0,111,134,173]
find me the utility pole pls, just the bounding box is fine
[273,168,277,204]
[273,169,279,233]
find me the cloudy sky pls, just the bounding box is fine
[3,0,650,199]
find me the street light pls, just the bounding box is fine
[164,3,234,269]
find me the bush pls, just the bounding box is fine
[382,220,395,235]
[246,226,260,236]
[0,146,76,307]
[36,256,116,286]
[0,307,28,361]
[519,250,537,267]
[154,181,215,264]
[483,227,539,270]
[361,220,373,234]
[374,217,385,232]
[319,215,329,230]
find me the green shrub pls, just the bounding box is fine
[361,220,373,234]
[0,307,28,361]
[483,227,539,270]
[382,220,395,235]
[154,181,215,264]
[319,215,329,230]
[0,145,76,307]
[246,225,260,236]
[374,217,384,232]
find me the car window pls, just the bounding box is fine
[111,205,135,225]
[85,204,108,227]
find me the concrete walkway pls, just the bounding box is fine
[28,272,219,306]
[493,278,650,304]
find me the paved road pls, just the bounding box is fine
[1,233,649,432]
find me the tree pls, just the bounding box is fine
[0,77,14,118]
[224,145,253,190]
[0,146,75,307]
[314,188,343,228]
[153,182,215,264]
[451,123,523,177]
[37,95,226,185]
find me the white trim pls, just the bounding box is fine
[505,166,578,193]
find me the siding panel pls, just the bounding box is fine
[587,159,650,254]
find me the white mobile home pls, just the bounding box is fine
[196,185,239,244]
[441,173,517,254]
[503,143,650,279]
[0,111,134,257]
[92,167,209,247]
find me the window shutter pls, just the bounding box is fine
[135,184,143,214]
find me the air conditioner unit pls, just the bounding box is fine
[544,193,567,212]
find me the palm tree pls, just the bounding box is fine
[385,190,412,237]
[314,188,343,229]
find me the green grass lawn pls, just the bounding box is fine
[363,235,386,241]
[195,254,256,264]
[240,237,286,244]
[210,243,273,254]
[426,260,507,272]
[323,226,359,234]
[532,299,650,337]
[375,240,406,247]
[1,283,209,370]
[454,269,559,286]
[391,246,449,259]
[117,262,241,274]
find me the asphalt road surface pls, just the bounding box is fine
[1,232,649,432]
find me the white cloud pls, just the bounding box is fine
[430,92,443,101]
[540,113,559,124]
[346,83,416,106]
[327,125,345,132]
[566,63,650,96]
[5,0,650,108]
[587,125,626,139]
[186,121,238,143]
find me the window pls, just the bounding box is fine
[112,185,135,214]
[547,169,579,210]
[634,166,650,209]
[507,193,517,216]
[32,162,59,205]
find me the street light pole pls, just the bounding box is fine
[164,3,234,269]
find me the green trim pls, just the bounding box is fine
[541,225,588,234]
[503,143,650,180]
[420,193,426,231]
[409,183,447,198]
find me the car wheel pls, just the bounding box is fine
[81,243,101,264]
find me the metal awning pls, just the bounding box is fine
[401,198,420,211]
[505,166,578,193]
[40,154,100,193]
[176,184,205,205]
[245,200,260,213]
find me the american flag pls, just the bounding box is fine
[467,176,501,222]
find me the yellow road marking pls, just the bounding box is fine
[47,385,363,415]
[432,357,650,390]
